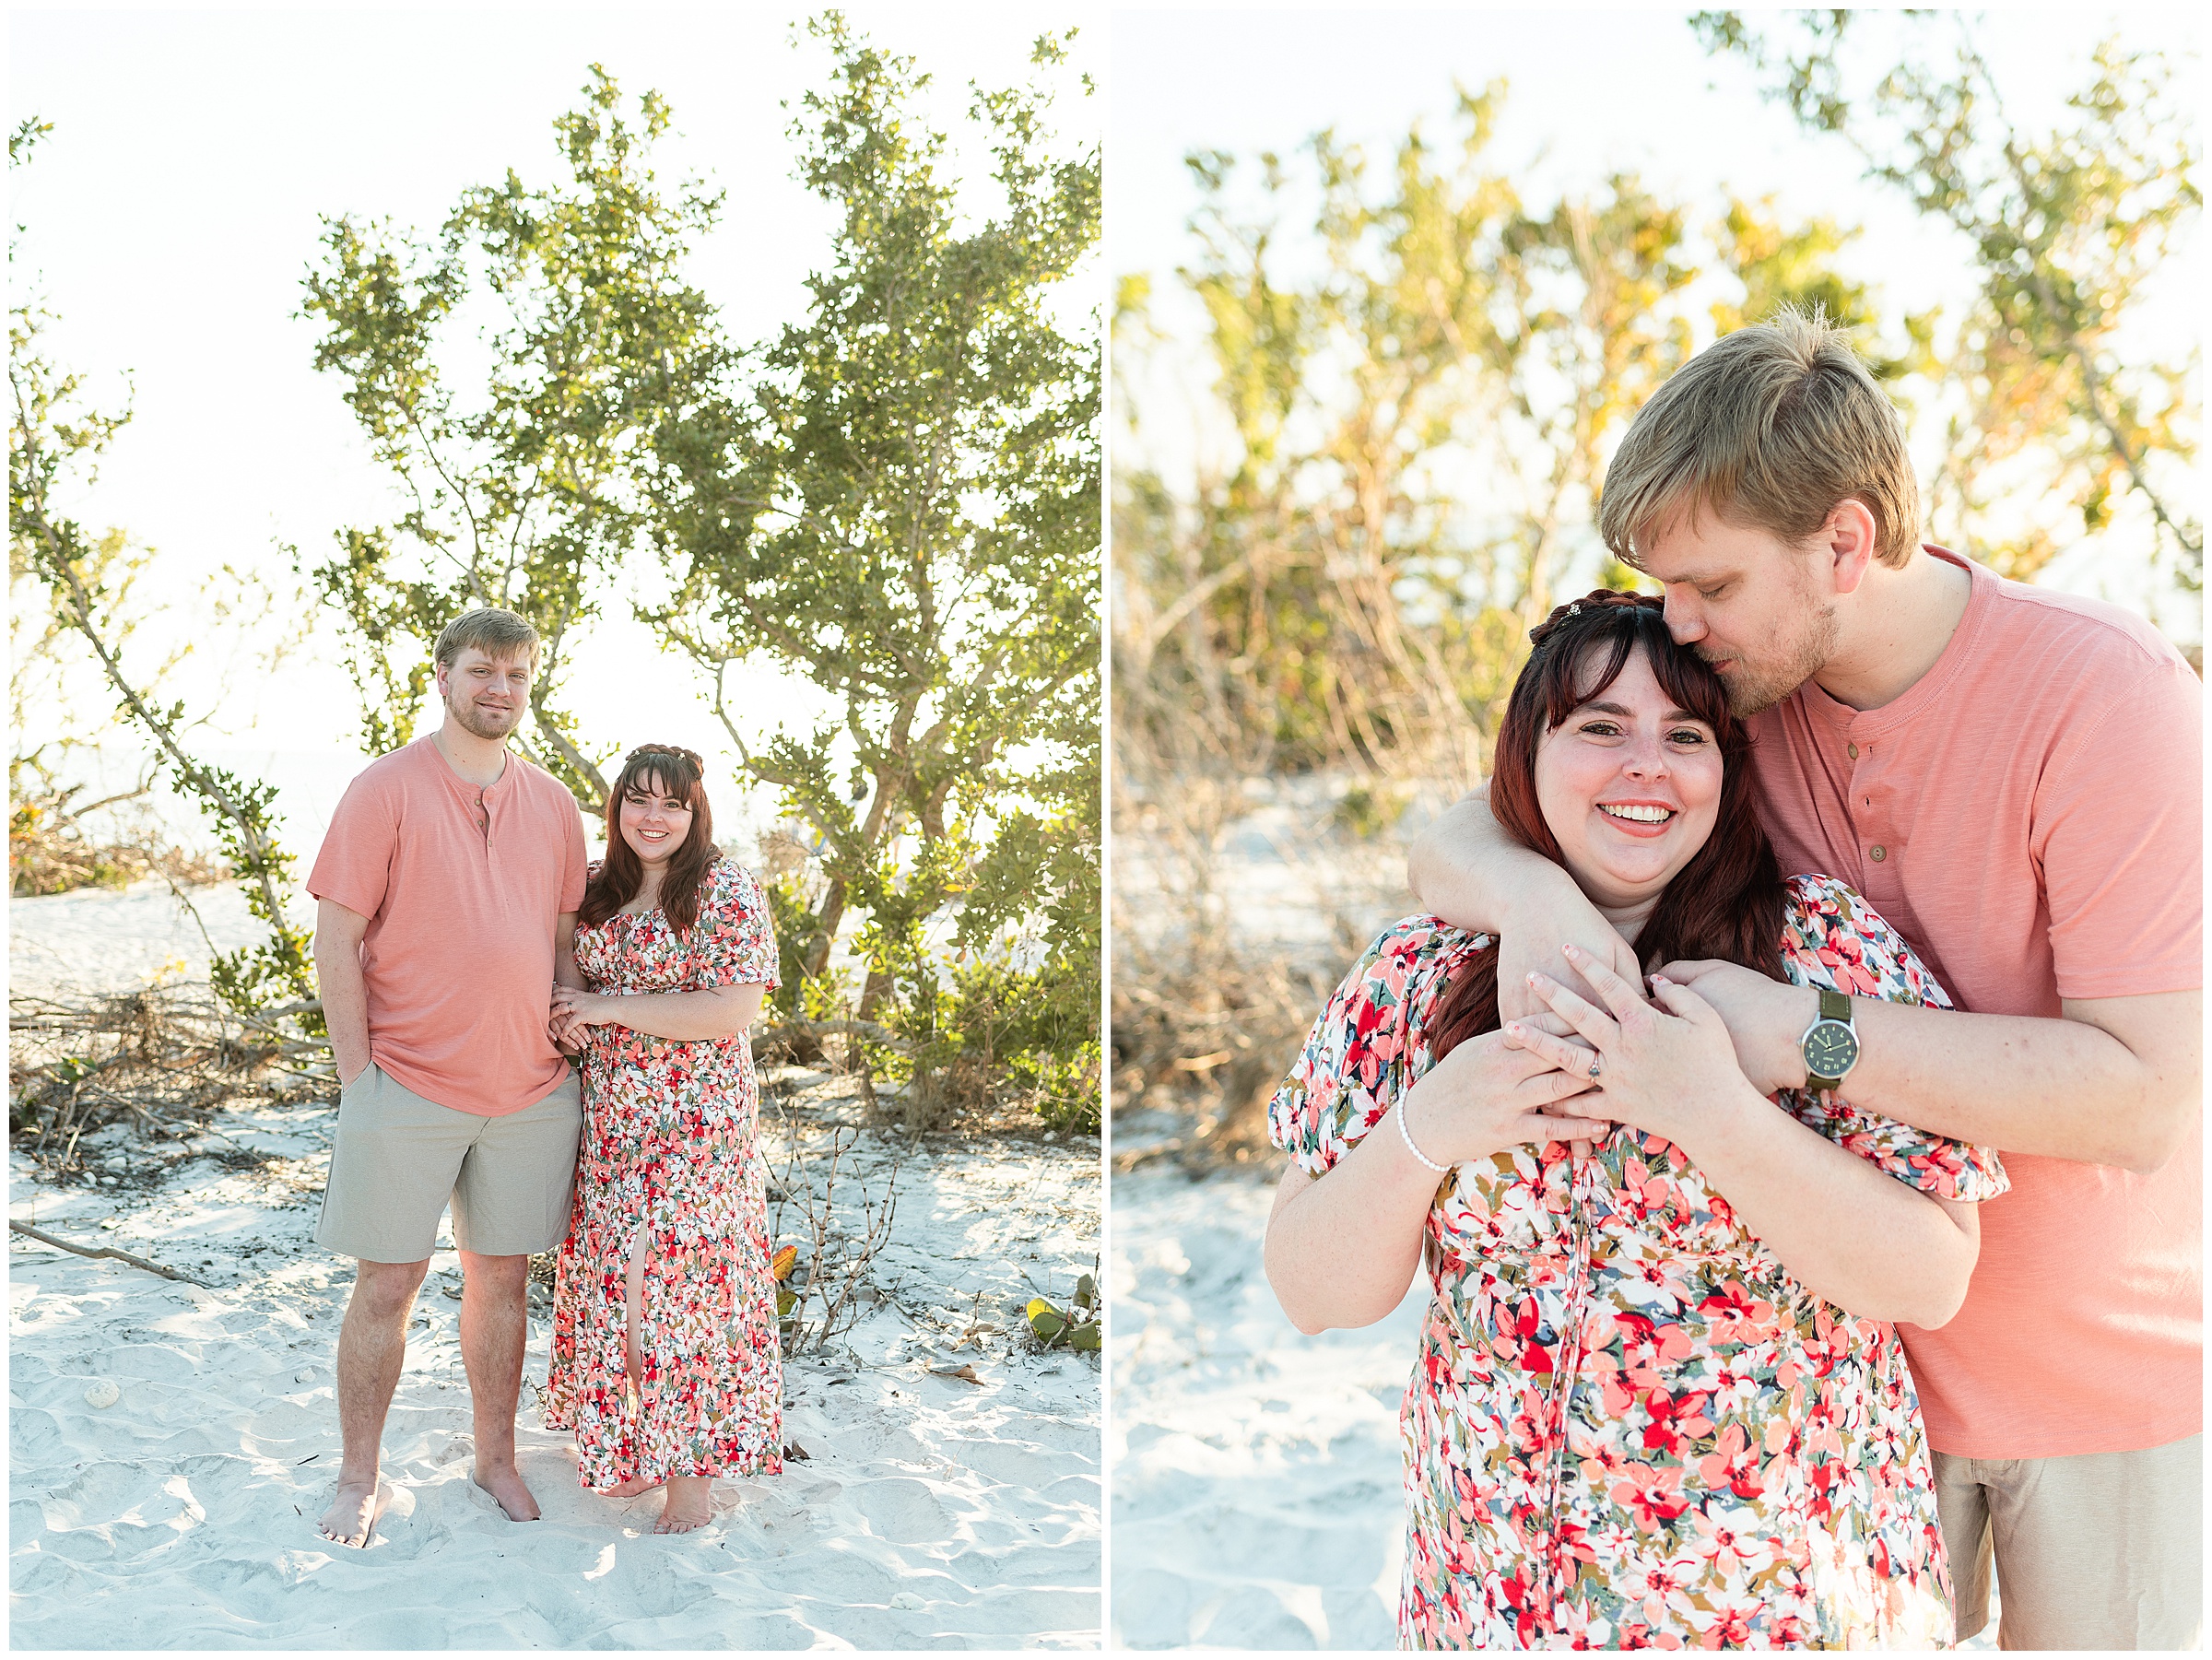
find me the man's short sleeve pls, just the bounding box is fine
[2036,654,2203,999]
[307,771,397,923]
[559,796,588,912]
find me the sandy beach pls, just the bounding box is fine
[10,886,1101,1650]
[1109,1167,1418,1649]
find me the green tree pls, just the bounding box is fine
[300,68,723,802]
[1694,11,2201,585]
[643,19,1100,1124]
[10,118,314,1016]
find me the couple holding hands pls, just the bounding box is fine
[309,607,782,1545]
[1265,312,2202,1649]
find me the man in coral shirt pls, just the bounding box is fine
[1410,312,2201,1649]
[306,607,589,1548]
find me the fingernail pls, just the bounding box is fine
[1505,1022,1522,1036]
[1526,971,1542,986]
[1563,943,1583,959]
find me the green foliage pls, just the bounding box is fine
[1026,1273,1100,1350]
[1015,1042,1102,1135]
[11,124,315,1021]
[643,17,1100,1113]
[1708,195,1939,386]
[1332,783,1408,842]
[300,67,724,800]
[878,955,1100,1133]
[1694,11,2200,585]
[761,873,830,1021]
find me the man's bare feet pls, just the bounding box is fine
[598,1478,663,1499]
[472,1462,542,1522]
[317,1477,387,1548]
[653,1476,715,1535]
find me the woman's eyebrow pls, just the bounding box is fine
[1574,700,1709,724]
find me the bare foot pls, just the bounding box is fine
[472,1462,542,1522]
[317,1477,387,1548]
[653,1476,715,1535]
[597,1477,663,1499]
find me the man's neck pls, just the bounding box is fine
[432,721,510,789]
[1812,548,1973,712]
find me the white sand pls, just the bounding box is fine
[1109,1169,1421,1649]
[9,1074,1100,1648]
[1107,1166,2000,1652]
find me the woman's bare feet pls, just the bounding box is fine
[471,1461,542,1522]
[653,1476,715,1534]
[317,1477,388,1548]
[598,1477,663,1500]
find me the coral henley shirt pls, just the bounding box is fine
[1747,547,2203,1459]
[309,736,589,1118]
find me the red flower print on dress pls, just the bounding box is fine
[544,858,784,1491]
[1268,876,2008,1648]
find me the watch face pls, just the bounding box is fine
[1804,1020,1860,1078]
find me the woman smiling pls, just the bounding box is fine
[541,744,783,1534]
[1263,592,2006,1647]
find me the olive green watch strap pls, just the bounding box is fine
[1804,987,1858,1090]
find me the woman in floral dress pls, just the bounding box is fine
[543,744,783,1535]
[1265,595,2007,1648]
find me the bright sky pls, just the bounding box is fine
[1108,6,2202,638]
[9,5,1099,841]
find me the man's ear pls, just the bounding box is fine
[1824,499,1878,596]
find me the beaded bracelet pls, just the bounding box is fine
[1395,1095,1450,1174]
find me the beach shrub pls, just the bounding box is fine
[1024,1274,1100,1352]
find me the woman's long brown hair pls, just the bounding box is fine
[1426,591,1787,1063]
[579,745,719,937]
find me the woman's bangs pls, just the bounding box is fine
[616,754,703,812]
[1643,635,1736,743]
[1540,628,1640,729]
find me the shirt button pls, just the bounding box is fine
[1870,845,1888,862]
[1847,743,1858,759]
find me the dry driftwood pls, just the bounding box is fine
[9,1218,207,1286]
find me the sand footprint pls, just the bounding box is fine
[851,1478,955,1548]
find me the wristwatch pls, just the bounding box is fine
[1799,988,1860,1091]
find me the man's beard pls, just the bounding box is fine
[1708,601,1839,718]
[448,693,524,742]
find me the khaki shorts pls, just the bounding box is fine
[314,1062,582,1263]
[1935,1433,2203,1650]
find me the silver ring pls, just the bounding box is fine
[1588,1054,1602,1081]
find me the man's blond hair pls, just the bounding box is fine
[1598,307,1921,570]
[433,606,540,671]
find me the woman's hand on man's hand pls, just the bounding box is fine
[1398,1018,1613,1167]
[1510,943,1759,1149]
[1654,959,1822,1096]
[1495,913,1646,1024]
[548,985,616,1053]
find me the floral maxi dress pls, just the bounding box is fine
[545,857,785,1489]
[1267,875,2009,1649]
